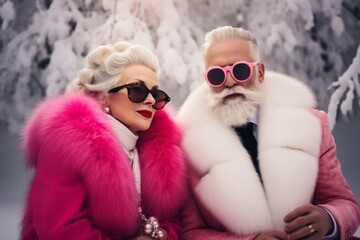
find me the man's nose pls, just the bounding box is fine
[224,71,238,87]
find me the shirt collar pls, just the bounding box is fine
[248,109,259,125]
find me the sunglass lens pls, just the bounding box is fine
[151,90,165,102]
[233,63,251,81]
[153,101,166,110]
[128,84,147,103]
[207,68,225,86]
[151,90,169,110]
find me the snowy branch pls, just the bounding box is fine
[327,44,360,130]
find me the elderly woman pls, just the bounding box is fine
[21,42,187,240]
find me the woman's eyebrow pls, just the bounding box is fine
[130,79,159,89]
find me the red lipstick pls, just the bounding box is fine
[137,110,152,118]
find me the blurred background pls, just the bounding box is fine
[0,0,359,238]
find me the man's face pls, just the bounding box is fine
[205,38,265,126]
[205,38,264,93]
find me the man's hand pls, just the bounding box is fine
[283,204,333,239]
[254,229,288,240]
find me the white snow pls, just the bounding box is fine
[0,0,15,29]
[331,15,345,37]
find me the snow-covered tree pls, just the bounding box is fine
[328,46,360,130]
[0,0,204,132]
[0,0,359,132]
[247,0,360,130]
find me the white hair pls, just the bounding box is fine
[201,26,260,61]
[67,41,160,98]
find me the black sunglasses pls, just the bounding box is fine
[108,82,171,110]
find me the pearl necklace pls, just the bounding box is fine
[138,206,164,239]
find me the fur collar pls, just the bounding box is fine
[23,93,187,238]
[178,71,322,235]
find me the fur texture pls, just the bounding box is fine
[21,93,187,239]
[178,71,322,234]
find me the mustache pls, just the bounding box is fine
[209,84,261,105]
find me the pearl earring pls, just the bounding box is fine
[104,107,110,114]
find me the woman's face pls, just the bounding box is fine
[107,64,158,133]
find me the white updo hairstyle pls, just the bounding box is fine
[67,41,160,102]
[201,26,260,62]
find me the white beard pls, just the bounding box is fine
[207,80,262,127]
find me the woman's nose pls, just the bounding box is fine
[144,93,156,105]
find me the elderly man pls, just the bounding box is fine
[178,26,360,240]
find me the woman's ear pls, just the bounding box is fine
[96,92,108,106]
[95,92,111,114]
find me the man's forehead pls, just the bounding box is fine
[205,39,253,67]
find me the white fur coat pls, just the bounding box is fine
[177,71,322,235]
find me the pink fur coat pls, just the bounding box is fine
[21,93,187,240]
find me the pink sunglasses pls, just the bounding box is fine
[203,61,259,87]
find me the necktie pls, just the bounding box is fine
[233,123,261,178]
